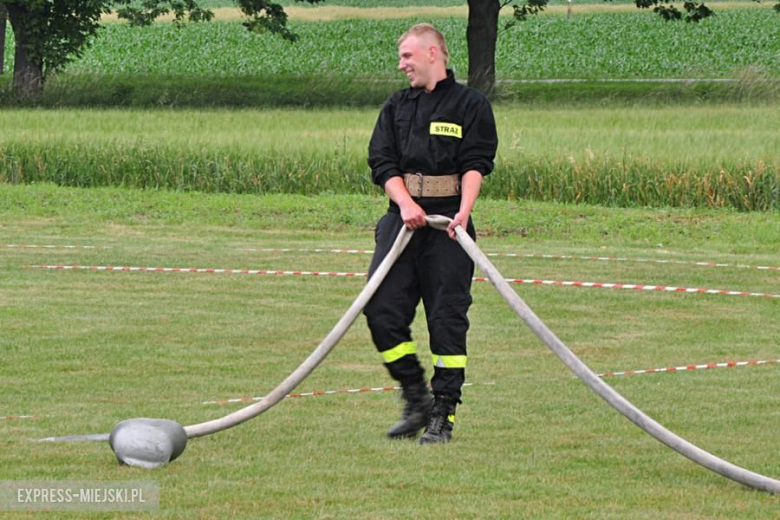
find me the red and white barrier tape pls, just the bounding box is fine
[244,247,780,272]
[31,265,365,277]
[6,244,777,271]
[4,356,772,414]
[598,359,779,378]
[29,265,780,299]
[202,382,492,405]
[5,244,98,249]
[479,277,780,299]
[203,358,777,403]
[245,248,374,255]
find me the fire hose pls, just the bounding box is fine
[40,215,779,493]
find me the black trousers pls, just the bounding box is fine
[363,211,476,401]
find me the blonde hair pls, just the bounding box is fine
[397,23,449,65]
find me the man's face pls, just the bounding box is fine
[398,35,434,89]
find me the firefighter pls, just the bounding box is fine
[364,23,498,444]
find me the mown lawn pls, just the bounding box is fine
[1,184,778,518]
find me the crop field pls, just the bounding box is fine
[1,3,778,109]
[2,10,777,79]
[1,184,779,518]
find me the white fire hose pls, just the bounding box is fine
[426,215,779,494]
[40,215,780,493]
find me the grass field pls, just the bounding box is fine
[2,104,777,209]
[1,184,778,518]
[0,1,778,516]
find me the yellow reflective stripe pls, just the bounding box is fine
[448,414,456,424]
[431,354,467,369]
[381,341,417,364]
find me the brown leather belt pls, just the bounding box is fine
[403,173,460,198]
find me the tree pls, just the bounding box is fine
[2,0,321,98]
[466,0,778,96]
[0,5,7,74]
[466,0,501,97]
[4,0,107,97]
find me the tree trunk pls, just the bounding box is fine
[12,42,43,98]
[6,3,44,98]
[0,5,7,75]
[466,0,501,97]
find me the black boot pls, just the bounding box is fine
[387,382,433,439]
[417,396,457,444]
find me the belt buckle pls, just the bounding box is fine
[405,172,424,198]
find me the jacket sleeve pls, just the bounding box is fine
[457,93,498,177]
[367,94,405,188]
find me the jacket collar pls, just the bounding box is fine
[408,69,456,99]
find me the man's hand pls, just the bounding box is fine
[447,170,483,240]
[400,200,428,230]
[384,176,427,230]
[446,211,467,240]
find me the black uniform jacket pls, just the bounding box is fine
[368,70,498,214]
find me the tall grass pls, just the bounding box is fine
[3,146,773,209]
[492,156,776,210]
[3,72,776,108]
[1,105,776,210]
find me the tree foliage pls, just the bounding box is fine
[2,0,322,97]
[508,0,719,24]
[114,0,214,27]
[115,0,321,41]
[4,0,108,83]
[509,0,549,24]
[509,0,779,24]
[634,0,714,22]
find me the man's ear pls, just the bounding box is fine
[428,46,438,63]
